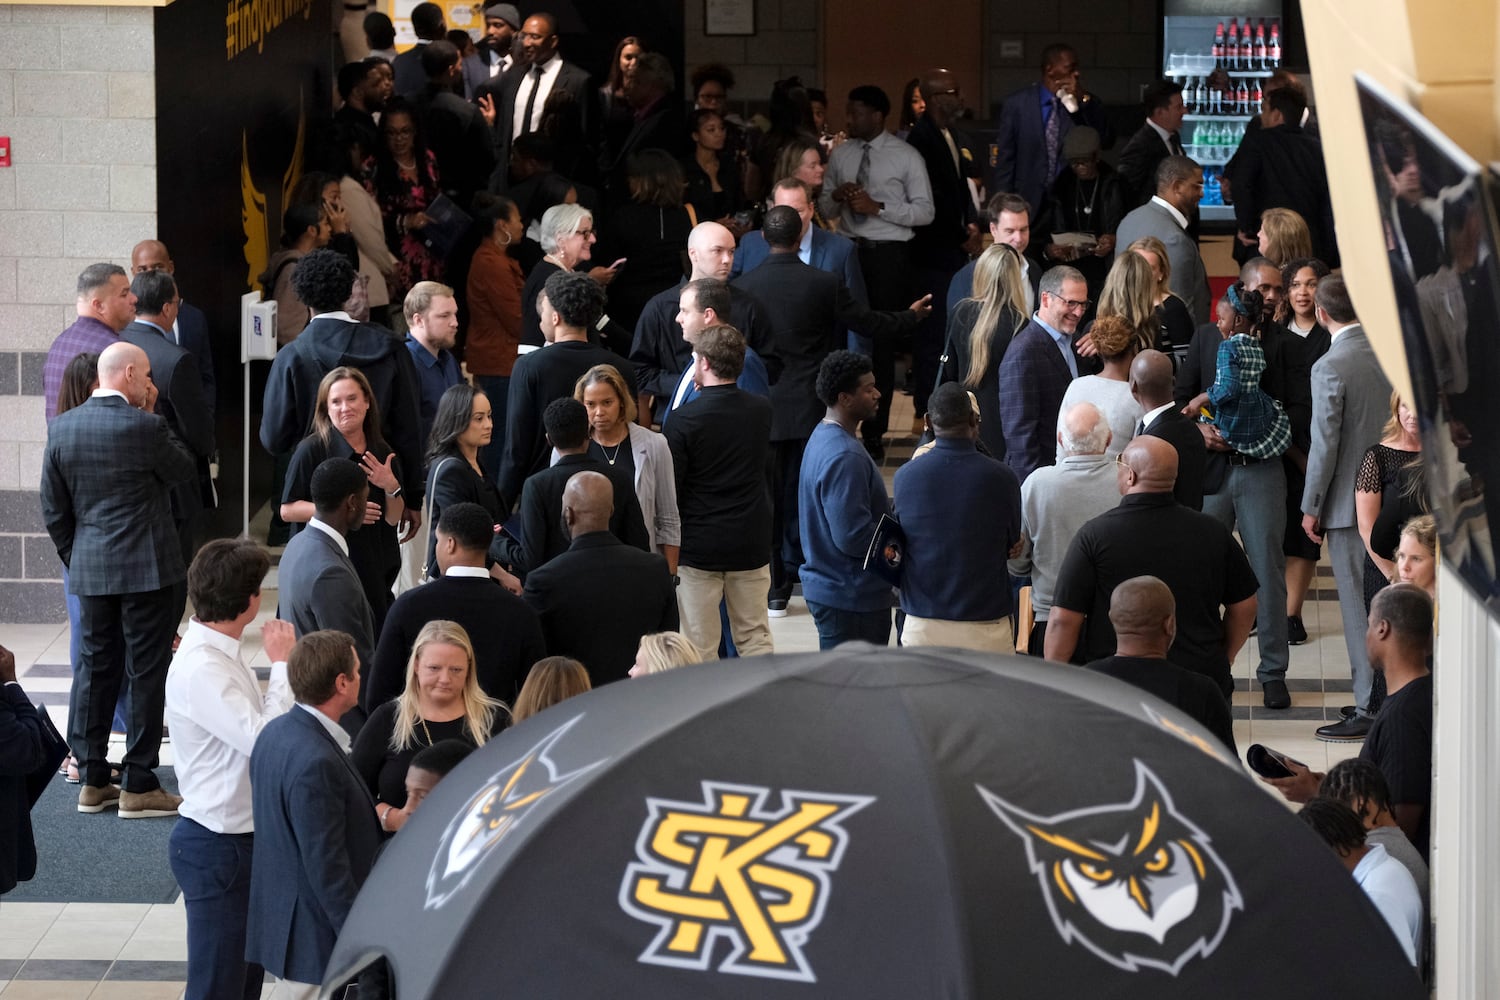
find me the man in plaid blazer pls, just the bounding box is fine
[40,341,196,818]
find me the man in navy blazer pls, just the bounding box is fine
[41,342,196,815]
[997,266,1088,484]
[246,629,380,996]
[276,459,376,732]
[990,44,1113,215]
[132,240,216,422]
[733,179,868,318]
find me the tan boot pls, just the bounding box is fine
[77,783,121,813]
[119,787,183,819]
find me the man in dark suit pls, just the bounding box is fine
[476,11,595,191]
[522,472,678,686]
[368,502,544,708]
[997,265,1087,483]
[1302,276,1393,741]
[1115,156,1212,325]
[1230,87,1338,266]
[392,1,445,98]
[123,270,215,582]
[990,44,1113,215]
[945,191,1044,315]
[246,630,381,997]
[414,40,496,211]
[1,643,51,896]
[40,341,195,817]
[1130,349,1205,509]
[462,3,519,97]
[499,270,638,507]
[131,240,216,420]
[276,459,375,732]
[735,206,928,612]
[1115,79,1187,209]
[599,52,686,202]
[906,68,983,419]
[1084,576,1236,752]
[735,179,867,300]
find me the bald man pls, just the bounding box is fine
[131,239,216,419]
[629,221,780,422]
[1084,576,1236,752]
[1046,436,1258,696]
[1129,348,1205,509]
[521,472,678,685]
[42,341,197,817]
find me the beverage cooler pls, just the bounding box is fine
[1163,0,1288,223]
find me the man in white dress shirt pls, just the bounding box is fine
[165,539,296,1000]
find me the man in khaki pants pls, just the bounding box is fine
[665,326,776,659]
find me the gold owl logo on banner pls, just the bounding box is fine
[240,95,306,292]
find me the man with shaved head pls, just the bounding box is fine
[42,340,197,818]
[1084,576,1236,751]
[522,471,678,685]
[629,221,780,423]
[1046,435,1259,696]
[1130,348,1204,508]
[131,239,216,417]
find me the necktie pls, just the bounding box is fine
[1044,97,1062,180]
[851,141,872,222]
[1169,131,1184,156]
[520,65,543,135]
[1134,418,1146,438]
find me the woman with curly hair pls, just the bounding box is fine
[352,620,504,833]
[1058,314,1143,457]
[364,98,444,310]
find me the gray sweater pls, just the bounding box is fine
[1008,454,1122,617]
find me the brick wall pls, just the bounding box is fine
[0,3,156,623]
[682,0,821,118]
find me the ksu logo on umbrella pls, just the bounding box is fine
[425,716,604,909]
[620,781,875,982]
[978,760,1243,976]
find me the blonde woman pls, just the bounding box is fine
[351,620,504,833]
[511,656,592,723]
[1256,207,1314,267]
[628,631,704,677]
[938,243,1028,459]
[1094,249,1161,354]
[574,364,680,570]
[1128,235,1194,353]
[1394,515,1437,596]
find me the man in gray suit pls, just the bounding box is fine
[1115,156,1211,324]
[276,459,375,735]
[123,270,215,596]
[1302,274,1393,742]
[40,341,196,817]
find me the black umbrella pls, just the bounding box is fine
[326,646,1424,998]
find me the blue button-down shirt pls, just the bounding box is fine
[1031,312,1079,379]
[404,334,463,447]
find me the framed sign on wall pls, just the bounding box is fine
[704,0,754,36]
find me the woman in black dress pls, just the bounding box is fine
[352,619,505,834]
[423,383,520,590]
[937,242,1029,460]
[281,367,406,633]
[683,109,747,231]
[596,149,694,338]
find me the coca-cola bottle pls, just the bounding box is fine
[1226,18,1239,70]
[1253,20,1268,70]
[1268,22,1282,68]
[1195,77,1209,115]
[1251,80,1264,114]
[1236,80,1250,114]
[1213,21,1225,68]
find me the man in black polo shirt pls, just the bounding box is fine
[665,325,775,660]
[1262,583,1433,860]
[1045,436,1259,696]
[1174,257,1309,709]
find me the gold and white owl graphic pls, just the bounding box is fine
[979,760,1243,976]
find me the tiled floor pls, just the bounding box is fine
[0,375,1364,998]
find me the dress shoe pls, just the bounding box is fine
[119,787,183,819]
[1316,715,1372,743]
[1261,679,1291,710]
[1340,705,1358,720]
[1287,615,1308,645]
[77,783,121,813]
[768,598,789,619]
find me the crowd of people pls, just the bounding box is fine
[4,11,1437,995]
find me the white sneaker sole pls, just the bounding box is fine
[77,798,119,814]
[119,807,180,819]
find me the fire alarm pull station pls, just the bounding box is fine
[0,138,11,168]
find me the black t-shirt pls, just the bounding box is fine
[1085,655,1236,754]
[1361,672,1432,859]
[351,700,499,810]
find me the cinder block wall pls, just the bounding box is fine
[0,3,156,622]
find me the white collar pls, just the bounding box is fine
[307,517,350,557]
[1330,321,1360,343]
[1145,117,1173,146]
[298,702,351,752]
[91,388,128,401]
[312,310,356,323]
[1150,195,1189,230]
[445,565,490,579]
[1141,401,1174,429]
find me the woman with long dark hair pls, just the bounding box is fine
[596,149,694,337]
[364,98,443,308]
[422,383,519,591]
[465,196,526,480]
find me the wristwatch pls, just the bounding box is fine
[389,485,403,498]
[671,574,680,587]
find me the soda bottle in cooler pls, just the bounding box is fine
[1226,18,1239,70]
[1251,80,1264,114]
[1268,22,1282,68]
[1253,20,1268,70]
[1213,21,1225,68]
[1196,77,1209,114]
[1236,80,1250,115]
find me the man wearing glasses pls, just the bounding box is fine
[997,265,1091,483]
[1115,155,1213,324]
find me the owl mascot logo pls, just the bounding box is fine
[978,760,1243,975]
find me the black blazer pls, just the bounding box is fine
[413,86,496,211]
[0,684,49,895]
[516,453,649,575]
[122,320,215,530]
[1115,123,1174,208]
[368,573,546,707]
[1142,406,1207,511]
[1229,124,1338,266]
[906,116,980,269]
[477,59,595,191]
[733,254,917,441]
[521,531,678,686]
[176,301,216,421]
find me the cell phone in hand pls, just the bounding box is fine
[1246,743,1303,780]
[609,258,627,270]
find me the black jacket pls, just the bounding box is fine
[1230,123,1338,266]
[906,115,980,270]
[1141,405,1208,511]
[516,453,650,575]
